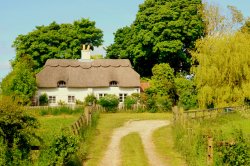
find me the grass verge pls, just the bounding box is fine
[153,126,186,166]
[120,132,149,166]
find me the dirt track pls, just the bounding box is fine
[99,120,170,166]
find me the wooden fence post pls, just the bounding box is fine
[172,106,179,124]
[207,136,213,166]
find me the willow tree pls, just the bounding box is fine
[192,32,250,108]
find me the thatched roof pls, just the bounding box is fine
[36,59,140,88]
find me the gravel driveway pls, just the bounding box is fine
[99,120,170,166]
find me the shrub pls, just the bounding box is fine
[39,93,48,106]
[155,95,172,112]
[76,99,84,105]
[0,96,41,164]
[215,129,250,165]
[174,77,197,110]
[84,94,97,106]
[97,94,119,112]
[57,100,66,106]
[124,95,137,109]
[39,131,79,166]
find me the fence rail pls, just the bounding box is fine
[70,105,95,135]
[173,105,249,123]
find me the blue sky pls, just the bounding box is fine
[0,0,250,80]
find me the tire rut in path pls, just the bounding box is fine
[99,120,170,166]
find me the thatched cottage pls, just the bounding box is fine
[36,45,140,106]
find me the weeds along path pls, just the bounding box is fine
[99,120,170,166]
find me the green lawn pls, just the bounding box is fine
[85,112,174,166]
[36,114,81,145]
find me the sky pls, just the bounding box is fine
[0,0,250,80]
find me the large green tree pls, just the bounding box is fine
[1,56,37,105]
[145,63,176,111]
[107,0,204,76]
[12,18,103,70]
[192,32,250,108]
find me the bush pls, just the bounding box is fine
[215,129,250,165]
[39,131,79,166]
[39,93,48,106]
[0,96,41,164]
[155,95,172,112]
[76,99,84,105]
[97,94,119,112]
[58,100,67,106]
[124,95,137,109]
[174,77,197,110]
[84,94,97,106]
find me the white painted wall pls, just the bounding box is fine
[37,87,140,106]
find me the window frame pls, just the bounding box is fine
[68,96,75,103]
[49,96,56,104]
[119,93,127,102]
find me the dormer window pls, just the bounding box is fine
[57,81,66,88]
[109,81,118,87]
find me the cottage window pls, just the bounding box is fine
[68,96,75,103]
[99,93,107,99]
[109,81,118,87]
[119,93,127,102]
[49,96,56,104]
[57,81,66,88]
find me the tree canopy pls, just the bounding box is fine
[106,0,204,76]
[1,56,37,105]
[192,32,250,108]
[12,18,103,70]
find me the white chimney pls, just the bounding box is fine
[81,44,91,60]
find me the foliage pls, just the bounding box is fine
[39,131,79,166]
[241,18,250,33]
[32,106,83,116]
[0,96,40,164]
[57,100,67,106]
[192,32,250,108]
[174,77,197,110]
[39,93,48,106]
[107,0,204,76]
[12,18,103,71]
[1,57,37,105]
[97,94,119,112]
[172,112,250,165]
[215,129,250,165]
[76,99,84,105]
[124,94,138,109]
[76,110,100,162]
[84,93,97,106]
[145,63,175,111]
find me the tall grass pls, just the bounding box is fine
[153,126,186,165]
[26,106,84,116]
[172,112,250,165]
